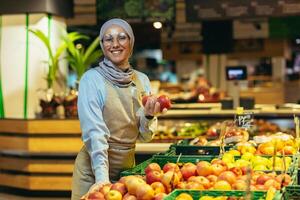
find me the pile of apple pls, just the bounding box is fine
[143,159,292,193]
[222,151,292,171]
[236,138,298,155]
[84,159,292,200]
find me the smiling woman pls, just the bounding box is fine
[71,18,169,200]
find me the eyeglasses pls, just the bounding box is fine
[102,32,130,47]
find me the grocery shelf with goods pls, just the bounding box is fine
[156,106,300,140]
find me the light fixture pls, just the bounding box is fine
[153,21,162,29]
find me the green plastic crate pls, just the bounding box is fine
[168,145,220,156]
[164,190,267,200]
[283,185,300,200]
[168,139,232,156]
[120,154,217,177]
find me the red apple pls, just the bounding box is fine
[87,191,105,200]
[211,159,228,169]
[207,175,218,187]
[176,181,187,189]
[162,162,179,173]
[256,174,272,185]
[146,170,163,184]
[218,171,237,185]
[275,174,292,186]
[111,182,127,196]
[255,184,266,191]
[145,163,161,174]
[230,167,243,177]
[232,180,247,190]
[188,176,210,189]
[105,190,122,200]
[161,170,180,189]
[122,193,137,200]
[125,177,146,195]
[99,183,112,196]
[240,166,252,175]
[150,182,166,194]
[180,162,197,180]
[211,163,226,176]
[185,181,205,190]
[283,146,295,155]
[196,161,212,177]
[142,95,150,106]
[157,95,172,111]
[264,179,281,190]
[213,180,232,190]
[153,193,168,200]
[136,184,155,200]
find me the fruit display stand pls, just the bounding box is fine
[0,119,172,193]
[121,153,299,180]
[165,189,269,200]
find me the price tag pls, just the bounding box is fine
[235,112,253,129]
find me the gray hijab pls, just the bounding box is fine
[97,18,135,87]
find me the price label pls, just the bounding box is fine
[235,112,253,129]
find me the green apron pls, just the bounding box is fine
[71,73,144,200]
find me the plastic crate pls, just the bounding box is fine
[168,143,232,156]
[164,190,267,200]
[120,154,217,177]
[284,185,300,200]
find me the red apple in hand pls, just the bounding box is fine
[157,95,172,111]
[142,95,150,106]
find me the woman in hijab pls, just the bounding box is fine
[71,18,167,200]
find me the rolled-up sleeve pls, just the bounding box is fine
[77,71,110,184]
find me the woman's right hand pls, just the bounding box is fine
[80,182,111,200]
[143,95,161,117]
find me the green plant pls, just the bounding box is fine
[29,29,83,89]
[64,34,102,81]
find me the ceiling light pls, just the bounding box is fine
[153,21,162,29]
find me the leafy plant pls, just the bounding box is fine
[29,29,83,89]
[64,34,102,81]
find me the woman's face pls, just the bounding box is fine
[102,25,131,70]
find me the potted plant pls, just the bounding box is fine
[29,29,83,118]
[63,34,102,118]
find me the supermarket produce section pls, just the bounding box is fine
[0,106,300,199]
